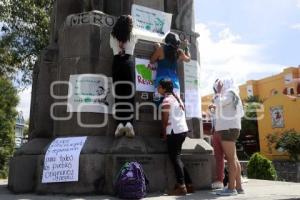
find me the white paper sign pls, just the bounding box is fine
[132,4,172,42]
[135,58,157,92]
[184,60,202,118]
[42,137,87,183]
[67,74,114,113]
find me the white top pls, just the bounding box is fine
[214,91,244,131]
[109,33,138,56]
[162,95,189,135]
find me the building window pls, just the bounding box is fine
[247,85,254,97]
[271,89,278,96]
[284,73,293,84]
[283,87,288,95]
[283,87,296,96]
[289,88,295,95]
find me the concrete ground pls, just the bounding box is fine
[1,179,300,200]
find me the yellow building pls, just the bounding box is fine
[201,66,300,160]
[239,67,300,101]
[258,94,300,160]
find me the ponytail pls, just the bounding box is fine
[164,32,181,63]
[171,91,185,111]
[159,79,184,111]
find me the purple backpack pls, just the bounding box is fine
[115,162,148,199]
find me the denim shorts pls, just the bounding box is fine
[216,129,240,142]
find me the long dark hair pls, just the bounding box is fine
[164,32,181,63]
[213,79,219,94]
[159,79,184,110]
[111,15,133,43]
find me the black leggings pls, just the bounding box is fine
[167,132,192,185]
[112,55,134,124]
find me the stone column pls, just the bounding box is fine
[52,12,116,137]
[164,0,195,32]
[29,48,58,139]
[50,0,106,44]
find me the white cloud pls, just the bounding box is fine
[290,23,300,30]
[206,21,227,28]
[218,28,241,42]
[196,23,284,96]
[17,87,32,120]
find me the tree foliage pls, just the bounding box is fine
[243,95,263,119]
[0,0,54,85]
[275,129,300,161]
[267,129,300,161]
[237,96,263,158]
[241,96,263,132]
[0,76,19,178]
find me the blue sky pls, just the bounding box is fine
[195,0,300,95]
[17,0,300,119]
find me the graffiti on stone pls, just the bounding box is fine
[66,11,115,27]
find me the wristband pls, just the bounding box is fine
[184,47,190,54]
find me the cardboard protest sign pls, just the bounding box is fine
[67,74,114,113]
[184,60,202,118]
[135,58,157,92]
[132,4,172,42]
[42,137,87,183]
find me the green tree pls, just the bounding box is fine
[0,0,53,85]
[243,95,263,119]
[275,129,300,161]
[0,76,19,178]
[239,96,263,157]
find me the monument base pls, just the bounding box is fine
[8,136,213,194]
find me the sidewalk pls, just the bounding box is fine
[1,179,300,200]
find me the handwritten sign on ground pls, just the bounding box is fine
[67,74,114,113]
[184,60,202,118]
[135,58,157,92]
[42,137,87,183]
[132,4,172,42]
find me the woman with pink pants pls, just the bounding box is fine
[209,104,225,189]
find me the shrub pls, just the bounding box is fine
[247,153,277,180]
[275,129,300,161]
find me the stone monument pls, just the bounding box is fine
[8,0,213,194]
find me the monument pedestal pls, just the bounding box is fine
[9,136,213,194]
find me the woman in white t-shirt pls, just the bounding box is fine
[213,78,245,196]
[110,15,138,138]
[158,79,193,196]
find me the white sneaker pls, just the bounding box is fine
[125,122,135,138]
[211,181,224,189]
[115,123,125,137]
[241,177,249,183]
[216,188,238,196]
